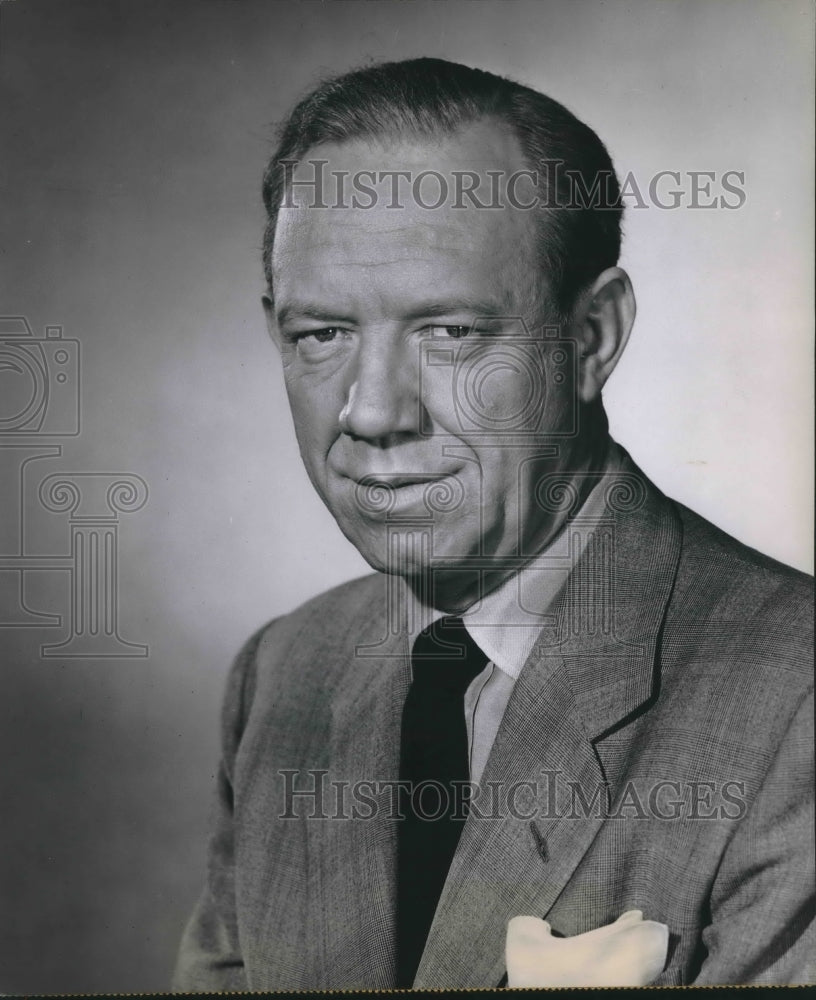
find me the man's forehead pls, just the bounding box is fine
[273,207,487,265]
[271,122,538,279]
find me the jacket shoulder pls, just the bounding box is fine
[665,500,813,683]
[226,572,387,714]
[673,501,812,615]
[255,571,385,649]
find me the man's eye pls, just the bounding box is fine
[305,327,341,343]
[428,325,470,339]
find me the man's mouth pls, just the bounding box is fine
[356,473,449,489]
[346,470,466,516]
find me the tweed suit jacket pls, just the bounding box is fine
[173,456,814,990]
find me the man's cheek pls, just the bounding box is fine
[421,357,546,438]
[289,419,334,494]
[282,350,349,394]
[418,366,461,434]
[286,385,342,443]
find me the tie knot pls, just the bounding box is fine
[411,616,488,692]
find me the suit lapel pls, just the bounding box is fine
[413,652,607,987]
[414,456,683,987]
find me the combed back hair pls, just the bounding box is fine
[261,57,622,322]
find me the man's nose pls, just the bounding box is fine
[340,337,421,442]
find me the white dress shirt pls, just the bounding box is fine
[408,444,621,784]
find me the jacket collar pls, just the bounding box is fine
[555,447,683,740]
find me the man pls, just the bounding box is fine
[173,58,813,989]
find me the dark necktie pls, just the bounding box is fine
[396,615,489,987]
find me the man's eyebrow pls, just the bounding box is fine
[276,299,509,325]
[275,303,358,326]
[402,300,509,321]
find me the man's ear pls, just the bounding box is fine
[262,292,281,347]
[569,267,636,404]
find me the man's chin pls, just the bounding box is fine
[336,520,473,576]
[345,541,437,579]
[337,532,503,612]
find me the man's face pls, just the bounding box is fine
[268,122,584,607]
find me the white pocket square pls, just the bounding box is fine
[506,909,669,987]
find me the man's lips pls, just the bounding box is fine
[352,472,455,489]
[335,469,467,516]
[330,461,464,487]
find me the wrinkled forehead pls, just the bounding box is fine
[270,124,541,294]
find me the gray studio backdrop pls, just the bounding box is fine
[0,0,812,992]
